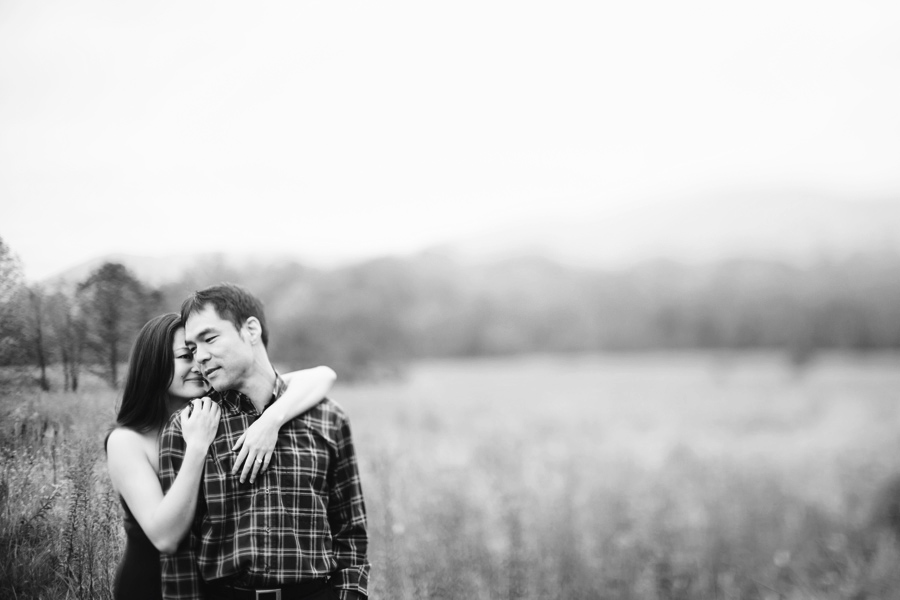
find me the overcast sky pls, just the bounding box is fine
[2,0,899,280]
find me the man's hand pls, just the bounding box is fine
[231,411,281,483]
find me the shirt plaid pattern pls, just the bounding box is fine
[158,376,369,600]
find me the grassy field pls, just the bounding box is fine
[3,352,900,599]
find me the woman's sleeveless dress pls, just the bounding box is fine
[113,497,161,600]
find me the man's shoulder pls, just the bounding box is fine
[160,403,192,441]
[318,396,348,415]
[162,407,184,431]
[286,396,350,431]
[158,406,190,461]
[313,396,351,422]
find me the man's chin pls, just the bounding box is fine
[209,380,229,392]
[206,375,232,392]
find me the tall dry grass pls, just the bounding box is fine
[347,353,900,599]
[4,353,900,599]
[1,368,120,600]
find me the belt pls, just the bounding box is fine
[206,578,329,600]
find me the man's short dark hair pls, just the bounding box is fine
[180,282,268,348]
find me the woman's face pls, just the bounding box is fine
[168,328,208,401]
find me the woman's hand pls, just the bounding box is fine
[180,397,220,451]
[232,412,279,484]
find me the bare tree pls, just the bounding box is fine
[24,285,51,391]
[0,237,25,365]
[77,262,148,387]
[47,290,86,391]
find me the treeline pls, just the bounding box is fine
[4,234,900,387]
[157,249,900,376]
[1,238,163,390]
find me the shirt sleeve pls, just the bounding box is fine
[327,412,371,600]
[158,410,204,600]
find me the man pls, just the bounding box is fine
[159,283,369,600]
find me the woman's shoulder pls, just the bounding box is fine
[107,426,158,453]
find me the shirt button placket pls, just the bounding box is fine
[263,468,270,570]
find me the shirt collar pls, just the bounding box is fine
[267,371,287,410]
[214,371,286,414]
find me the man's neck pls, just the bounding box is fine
[237,355,277,413]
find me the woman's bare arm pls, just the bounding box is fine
[106,398,219,554]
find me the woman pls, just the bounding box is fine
[105,313,336,600]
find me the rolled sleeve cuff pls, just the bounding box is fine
[332,565,370,600]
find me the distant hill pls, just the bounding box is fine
[42,253,198,287]
[41,251,303,288]
[430,190,900,268]
[18,218,900,376]
[41,190,900,288]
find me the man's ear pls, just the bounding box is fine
[243,317,263,344]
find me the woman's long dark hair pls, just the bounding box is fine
[116,312,183,433]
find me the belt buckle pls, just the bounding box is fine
[255,590,281,600]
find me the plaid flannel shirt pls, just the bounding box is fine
[158,375,369,600]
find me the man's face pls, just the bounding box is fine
[184,304,254,392]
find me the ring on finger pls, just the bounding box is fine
[256,458,263,464]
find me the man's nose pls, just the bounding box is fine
[193,346,211,363]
